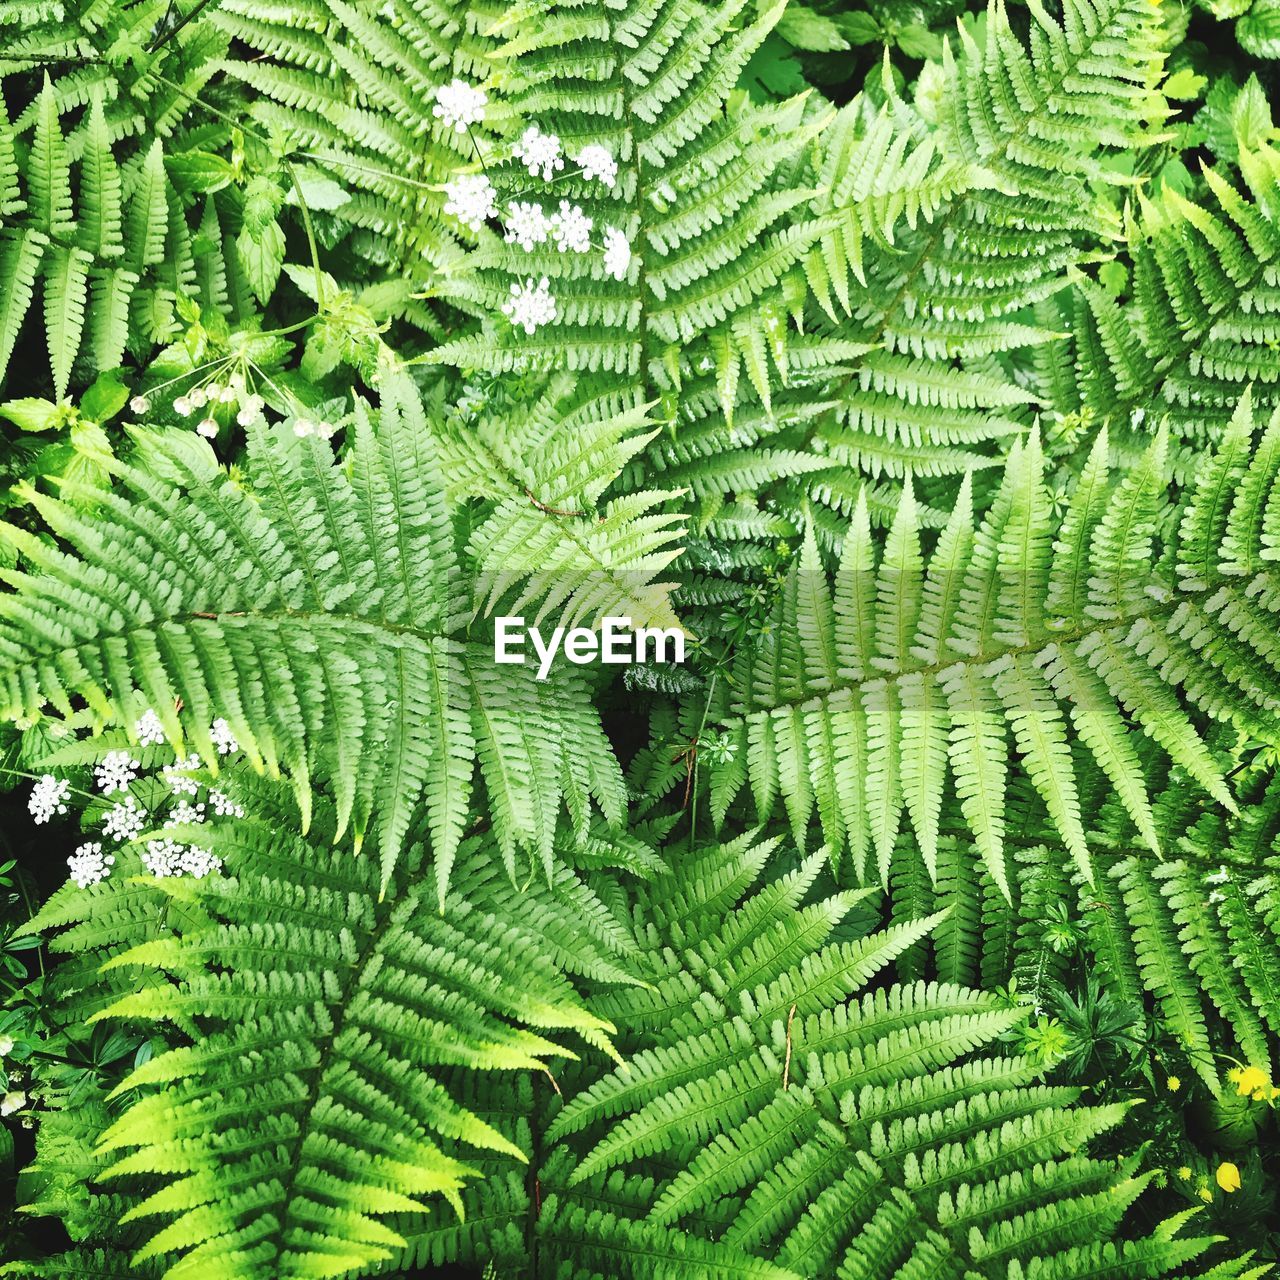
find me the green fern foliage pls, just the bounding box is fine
[778,0,1172,503]
[25,776,626,1280]
[4,0,1280,1273]
[715,393,1280,890]
[432,373,685,632]
[891,759,1280,1093]
[210,0,497,320]
[534,836,1235,1279]
[0,23,249,393]
[1051,139,1280,476]
[0,376,635,892]
[428,0,827,412]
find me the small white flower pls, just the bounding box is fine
[210,789,245,819]
[141,838,183,878]
[67,841,114,888]
[501,276,557,335]
[179,844,223,878]
[551,200,592,254]
[236,395,265,427]
[1,1090,25,1116]
[218,384,238,404]
[602,226,631,281]
[196,418,218,439]
[574,144,617,187]
[173,396,193,417]
[144,837,221,879]
[504,201,552,252]
[94,751,139,796]
[103,795,147,843]
[0,1036,13,1057]
[293,418,316,439]
[210,718,239,755]
[135,708,166,746]
[432,78,487,133]
[514,126,564,181]
[163,753,203,796]
[443,172,498,232]
[129,395,149,414]
[29,775,70,824]
[166,799,207,828]
[188,387,208,408]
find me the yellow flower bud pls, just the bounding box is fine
[1216,1162,1241,1194]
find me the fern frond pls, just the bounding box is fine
[0,377,633,895]
[1053,140,1280,477]
[720,398,1280,888]
[26,779,619,1280]
[537,835,1225,1279]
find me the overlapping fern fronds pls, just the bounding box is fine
[1047,137,1280,478]
[22,775,634,1280]
[531,835,1243,1280]
[211,0,500,320]
[0,374,673,893]
[884,754,1280,1093]
[713,392,1280,891]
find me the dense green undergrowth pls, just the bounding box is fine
[0,0,1278,1274]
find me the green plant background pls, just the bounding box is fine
[0,0,1278,1274]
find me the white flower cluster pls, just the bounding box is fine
[142,838,222,879]
[103,795,147,842]
[434,78,487,133]
[29,774,69,824]
[574,144,617,187]
[1,1090,24,1116]
[552,200,592,254]
[442,116,633,334]
[505,201,551,252]
[210,718,239,755]
[164,753,204,796]
[95,751,139,796]
[165,799,207,828]
[135,707,166,746]
[502,277,558,335]
[32,715,250,891]
[210,789,245,819]
[292,417,337,441]
[444,173,498,232]
[140,370,272,438]
[602,226,631,281]
[515,126,564,181]
[68,841,114,888]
